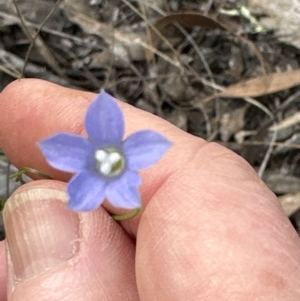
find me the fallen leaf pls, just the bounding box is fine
[200,69,300,104]
[218,69,300,98]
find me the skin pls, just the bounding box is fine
[0,79,299,301]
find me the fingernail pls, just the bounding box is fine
[4,187,80,282]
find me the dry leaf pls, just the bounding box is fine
[220,105,248,142]
[164,110,188,131]
[218,69,300,98]
[278,193,300,216]
[161,72,187,101]
[201,69,300,104]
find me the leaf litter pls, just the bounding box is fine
[1,0,300,239]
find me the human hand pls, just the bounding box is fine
[0,79,299,301]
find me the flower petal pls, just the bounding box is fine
[106,171,141,209]
[38,133,94,172]
[123,130,172,170]
[85,91,124,146]
[67,171,106,211]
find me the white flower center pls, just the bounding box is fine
[95,148,125,176]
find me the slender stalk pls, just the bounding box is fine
[112,207,141,221]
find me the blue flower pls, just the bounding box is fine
[38,91,172,211]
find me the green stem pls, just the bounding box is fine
[112,207,141,221]
[0,198,5,211]
[10,167,52,184]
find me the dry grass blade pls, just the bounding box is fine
[10,0,68,80]
[0,49,72,86]
[147,11,268,74]
[270,111,300,131]
[0,10,93,46]
[195,67,280,178]
[20,0,65,78]
[62,4,183,70]
[121,0,182,64]
[0,58,21,78]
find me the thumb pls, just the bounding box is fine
[4,181,139,301]
[0,241,6,301]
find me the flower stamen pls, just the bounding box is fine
[95,148,125,176]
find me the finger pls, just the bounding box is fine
[136,142,300,300]
[3,181,139,301]
[0,241,7,301]
[0,79,204,234]
[2,80,300,300]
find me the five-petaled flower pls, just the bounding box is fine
[38,91,172,211]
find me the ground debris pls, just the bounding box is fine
[248,0,300,49]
